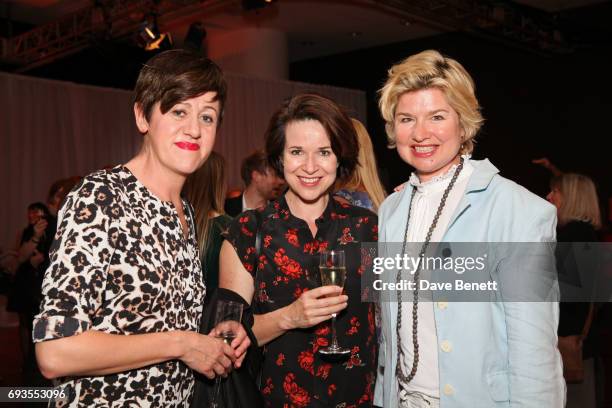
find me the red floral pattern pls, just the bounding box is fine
[285,228,300,247]
[283,373,311,407]
[276,353,286,366]
[297,350,315,375]
[224,195,377,407]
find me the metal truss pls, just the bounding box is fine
[0,0,571,72]
[0,0,228,72]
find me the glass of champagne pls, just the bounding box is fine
[318,250,350,356]
[211,300,243,408]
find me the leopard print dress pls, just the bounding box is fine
[33,166,205,407]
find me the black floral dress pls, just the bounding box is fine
[33,166,205,407]
[224,195,378,408]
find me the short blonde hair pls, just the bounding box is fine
[379,50,484,154]
[552,173,602,229]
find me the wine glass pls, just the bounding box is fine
[318,250,350,356]
[210,300,243,408]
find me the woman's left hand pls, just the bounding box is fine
[210,323,251,369]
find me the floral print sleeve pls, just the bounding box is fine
[223,210,260,277]
[33,177,116,341]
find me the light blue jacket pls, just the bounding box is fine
[374,159,565,407]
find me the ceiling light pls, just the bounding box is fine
[137,16,173,51]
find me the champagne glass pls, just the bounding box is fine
[318,250,350,356]
[211,300,243,408]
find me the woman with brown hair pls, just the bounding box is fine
[220,93,378,407]
[183,151,231,292]
[33,50,249,406]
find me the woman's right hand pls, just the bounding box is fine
[177,332,236,379]
[282,286,348,330]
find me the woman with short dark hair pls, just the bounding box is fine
[220,93,378,407]
[33,50,249,407]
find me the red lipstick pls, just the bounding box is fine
[175,142,200,151]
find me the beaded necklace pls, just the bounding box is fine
[395,156,465,383]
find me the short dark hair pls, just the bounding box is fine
[133,50,227,123]
[27,202,50,216]
[265,93,358,183]
[241,150,269,186]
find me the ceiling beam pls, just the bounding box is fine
[0,0,572,72]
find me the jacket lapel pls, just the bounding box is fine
[445,159,499,233]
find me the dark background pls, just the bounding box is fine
[4,2,612,223]
[292,32,612,207]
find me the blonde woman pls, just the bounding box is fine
[548,173,601,408]
[547,173,601,234]
[335,118,387,212]
[374,50,563,407]
[183,151,231,291]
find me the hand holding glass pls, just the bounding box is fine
[211,300,243,408]
[318,250,350,356]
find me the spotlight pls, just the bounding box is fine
[145,32,172,51]
[137,16,173,51]
[242,0,276,11]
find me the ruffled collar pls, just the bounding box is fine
[409,155,471,193]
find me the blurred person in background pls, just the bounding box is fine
[334,118,387,213]
[8,202,55,383]
[224,150,286,216]
[183,151,231,293]
[548,173,601,408]
[45,176,82,218]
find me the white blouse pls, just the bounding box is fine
[398,157,474,399]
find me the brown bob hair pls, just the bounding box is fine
[134,49,227,123]
[265,93,359,183]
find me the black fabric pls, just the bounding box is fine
[190,289,264,408]
[556,220,598,359]
[224,195,243,217]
